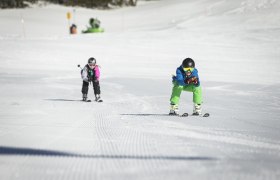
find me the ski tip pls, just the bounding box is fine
[203,113,210,117]
[180,113,189,117]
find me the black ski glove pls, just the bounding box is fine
[185,77,198,85]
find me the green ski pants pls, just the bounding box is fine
[170,82,203,105]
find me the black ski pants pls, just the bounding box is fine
[82,80,101,95]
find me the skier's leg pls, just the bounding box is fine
[183,85,203,114]
[169,82,183,114]
[170,82,184,105]
[192,86,203,115]
[92,80,102,101]
[82,81,89,101]
[92,80,101,95]
[82,81,89,94]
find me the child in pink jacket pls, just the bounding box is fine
[81,57,102,102]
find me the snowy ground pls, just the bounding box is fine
[0,0,280,179]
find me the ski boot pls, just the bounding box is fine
[82,94,88,101]
[95,94,103,102]
[169,104,179,116]
[192,103,202,116]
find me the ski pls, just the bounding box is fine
[203,113,210,117]
[81,99,103,103]
[169,113,188,117]
[82,99,91,102]
[191,113,210,117]
[169,112,209,117]
[169,112,179,116]
[181,113,189,117]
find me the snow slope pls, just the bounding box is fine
[0,0,280,179]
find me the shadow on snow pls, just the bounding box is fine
[121,114,170,117]
[0,146,216,161]
[44,99,81,102]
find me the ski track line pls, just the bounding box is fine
[154,125,280,153]
[91,97,186,173]
[107,94,279,155]
[93,112,167,165]
[123,112,280,153]
[152,121,280,161]
[0,115,104,180]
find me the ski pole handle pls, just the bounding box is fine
[77,64,82,70]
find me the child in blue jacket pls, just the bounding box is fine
[169,58,203,115]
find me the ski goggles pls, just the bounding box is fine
[183,67,194,72]
[88,63,96,67]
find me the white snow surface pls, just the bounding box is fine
[0,0,280,179]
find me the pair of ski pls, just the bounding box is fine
[169,112,210,117]
[83,99,103,103]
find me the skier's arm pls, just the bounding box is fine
[94,65,100,81]
[81,67,89,82]
[175,69,185,86]
[191,69,200,86]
